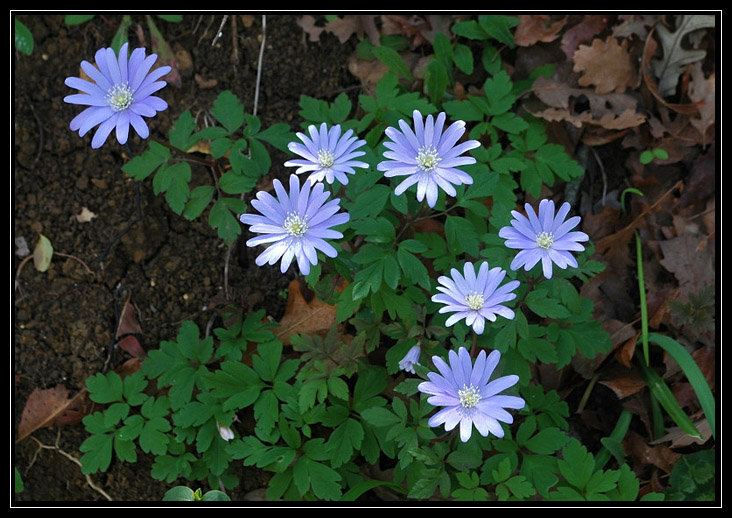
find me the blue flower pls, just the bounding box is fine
[377,110,480,208]
[239,174,349,276]
[432,261,519,335]
[284,123,368,185]
[498,199,589,279]
[398,345,422,374]
[64,42,171,149]
[418,348,525,442]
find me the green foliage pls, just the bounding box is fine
[64,14,96,26]
[162,486,231,501]
[665,449,715,501]
[14,467,23,493]
[640,147,669,164]
[74,14,699,503]
[80,370,171,474]
[122,90,294,245]
[14,19,34,55]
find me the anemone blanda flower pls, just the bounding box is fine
[398,345,422,374]
[64,42,171,149]
[432,261,519,335]
[239,174,349,276]
[418,348,525,442]
[377,110,480,208]
[498,199,589,279]
[284,123,368,185]
[216,422,235,442]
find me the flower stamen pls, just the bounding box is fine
[106,83,133,112]
[536,231,554,250]
[465,291,485,311]
[458,384,481,409]
[317,149,336,169]
[283,212,308,238]
[416,145,441,172]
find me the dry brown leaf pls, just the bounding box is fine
[116,292,142,339]
[594,180,683,272]
[515,15,567,47]
[533,107,646,131]
[74,206,96,223]
[678,142,715,208]
[530,76,646,130]
[297,15,324,42]
[327,15,380,45]
[687,62,715,144]
[561,15,608,60]
[693,345,715,391]
[612,14,661,40]
[598,365,646,399]
[116,335,146,358]
[651,419,712,448]
[624,430,681,473]
[573,37,638,94]
[16,385,88,443]
[658,233,715,298]
[348,55,390,96]
[615,333,639,368]
[276,279,338,346]
[298,15,379,46]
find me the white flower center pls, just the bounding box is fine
[416,145,441,172]
[465,291,485,311]
[283,212,308,238]
[536,231,554,250]
[458,384,482,409]
[106,83,133,112]
[318,149,336,169]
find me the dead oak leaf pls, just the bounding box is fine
[530,76,646,130]
[573,37,638,94]
[533,107,646,131]
[515,15,567,47]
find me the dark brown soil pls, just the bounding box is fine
[13,13,359,502]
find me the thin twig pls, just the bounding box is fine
[230,14,239,67]
[53,252,95,277]
[252,15,266,118]
[28,434,112,501]
[25,95,44,170]
[590,147,607,207]
[103,283,122,373]
[15,250,94,293]
[211,15,229,47]
[150,135,215,167]
[99,181,142,264]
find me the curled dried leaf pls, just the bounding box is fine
[32,234,53,272]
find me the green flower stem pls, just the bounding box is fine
[634,231,649,366]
